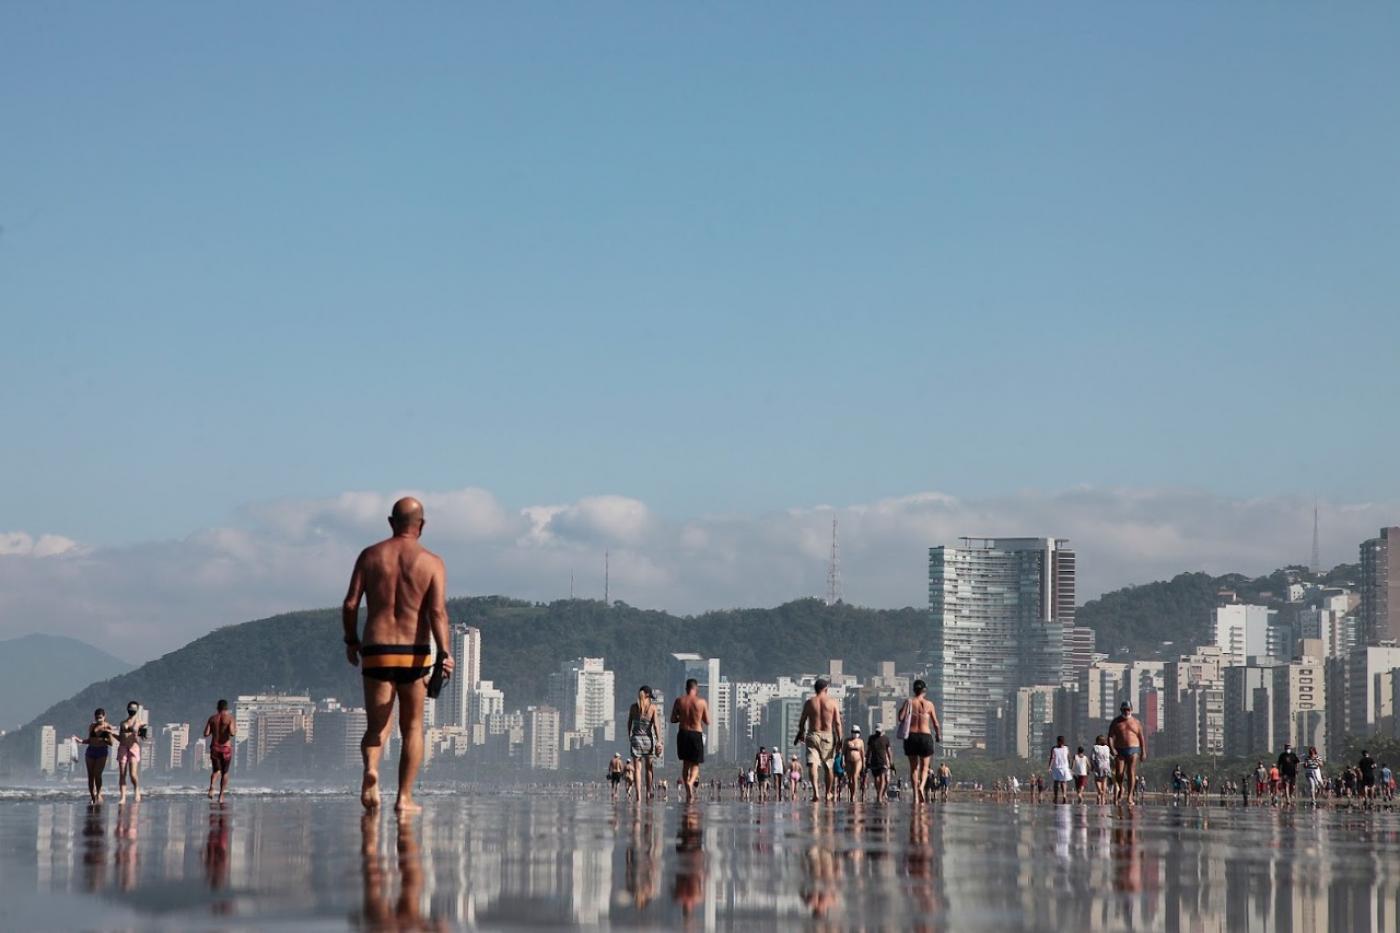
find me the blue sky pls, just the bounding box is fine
[3,4,1399,558]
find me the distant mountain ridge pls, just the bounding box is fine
[0,634,133,732]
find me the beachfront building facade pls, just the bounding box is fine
[440,624,482,728]
[1212,604,1273,668]
[549,657,616,742]
[1361,528,1400,645]
[929,537,1076,751]
[525,705,561,770]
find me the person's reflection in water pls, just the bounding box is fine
[903,813,942,916]
[671,805,705,918]
[799,801,841,919]
[114,801,140,892]
[80,804,107,892]
[203,808,233,914]
[1111,807,1142,895]
[358,813,444,932]
[624,802,661,910]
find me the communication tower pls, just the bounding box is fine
[825,518,842,606]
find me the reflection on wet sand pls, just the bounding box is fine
[114,802,139,892]
[202,807,232,914]
[80,804,106,893]
[671,805,705,919]
[4,795,1400,930]
[623,800,661,910]
[359,812,444,932]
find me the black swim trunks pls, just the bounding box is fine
[677,728,705,764]
[903,733,936,758]
[360,644,433,684]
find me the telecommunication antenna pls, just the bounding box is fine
[1311,502,1321,575]
[604,550,610,607]
[825,517,842,606]
[570,572,575,600]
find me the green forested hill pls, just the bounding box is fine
[0,597,929,770]
[1077,562,1359,659]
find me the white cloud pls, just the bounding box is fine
[0,487,1394,662]
[0,531,81,558]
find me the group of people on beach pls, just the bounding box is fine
[73,700,237,805]
[608,675,947,806]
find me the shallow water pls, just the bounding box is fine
[0,790,1398,931]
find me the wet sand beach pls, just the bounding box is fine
[1,791,1398,930]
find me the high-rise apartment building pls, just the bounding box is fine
[1347,644,1400,737]
[1223,659,1282,758]
[235,694,316,769]
[1062,626,1097,687]
[549,658,616,740]
[991,685,1060,760]
[1211,605,1273,667]
[929,537,1076,751]
[1361,528,1400,645]
[1298,604,1362,659]
[37,725,56,775]
[526,705,561,770]
[1164,647,1226,756]
[1272,645,1326,754]
[313,701,368,769]
[438,624,482,728]
[469,680,505,729]
[157,723,190,771]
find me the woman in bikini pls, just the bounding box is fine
[626,686,661,801]
[788,754,803,801]
[897,679,942,806]
[116,701,148,804]
[75,708,118,804]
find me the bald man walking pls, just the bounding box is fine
[342,497,454,812]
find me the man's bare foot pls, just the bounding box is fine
[134,790,141,803]
[208,787,216,800]
[361,771,381,810]
[395,795,422,814]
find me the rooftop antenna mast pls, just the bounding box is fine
[825,517,842,607]
[604,550,610,607]
[1311,501,1320,575]
[570,572,575,600]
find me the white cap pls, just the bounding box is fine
[852,725,861,733]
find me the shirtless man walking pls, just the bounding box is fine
[794,679,843,803]
[342,497,454,813]
[1107,701,1147,807]
[670,679,710,802]
[203,699,236,803]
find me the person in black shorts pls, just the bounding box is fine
[1277,744,1300,802]
[1359,749,1377,799]
[670,678,710,802]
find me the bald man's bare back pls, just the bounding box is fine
[354,538,441,647]
[342,498,454,812]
